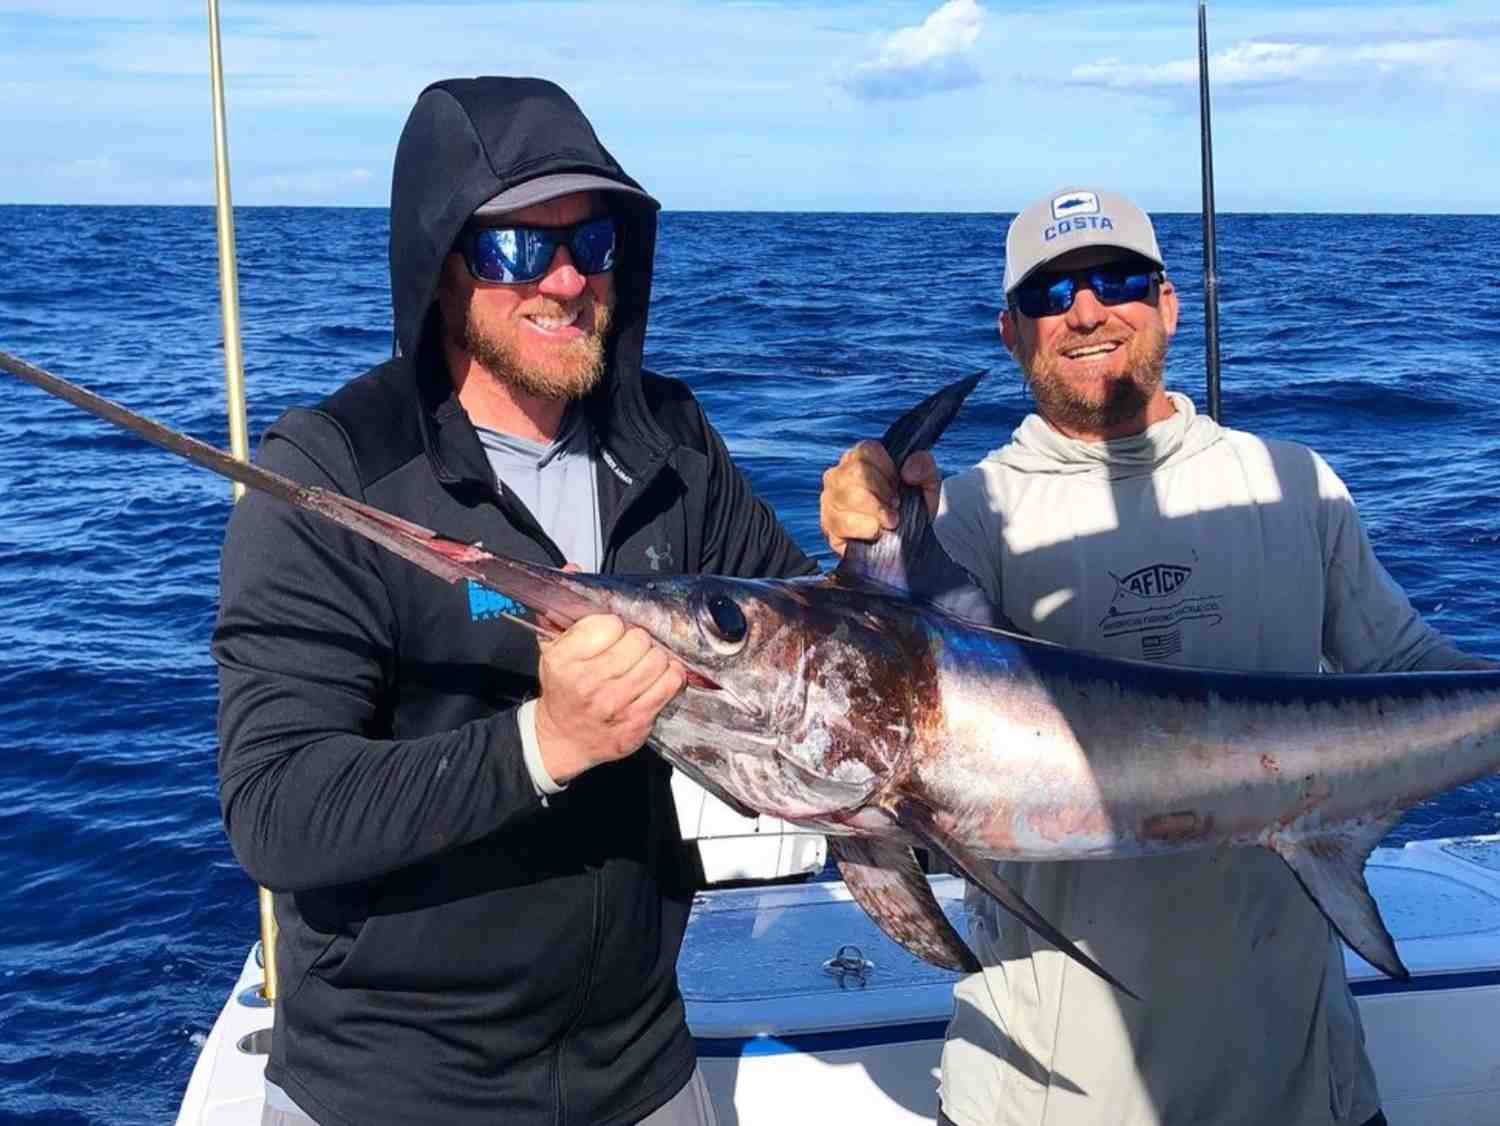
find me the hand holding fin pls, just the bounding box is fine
[835,374,1016,631]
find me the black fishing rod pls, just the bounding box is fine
[1198,0,1222,423]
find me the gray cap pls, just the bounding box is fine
[472,171,655,219]
[1002,187,1165,297]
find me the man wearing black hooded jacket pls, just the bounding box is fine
[214,77,814,1126]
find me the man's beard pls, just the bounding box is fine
[460,298,613,401]
[1019,323,1169,436]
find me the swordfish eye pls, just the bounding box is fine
[698,593,749,649]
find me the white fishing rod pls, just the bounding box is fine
[1198,0,1223,422]
[206,0,278,1004]
[208,0,250,488]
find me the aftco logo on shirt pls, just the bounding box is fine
[1112,563,1192,600]
[1098,561,1224,656]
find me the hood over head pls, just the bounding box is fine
[388,76,661,380]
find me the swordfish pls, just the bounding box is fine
[4,348,1499,996]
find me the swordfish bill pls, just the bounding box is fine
[6,348,1500,995]
[0,348,558,633]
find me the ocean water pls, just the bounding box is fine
[1,206,1498,1123]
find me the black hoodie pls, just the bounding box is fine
[214,77,814,1126]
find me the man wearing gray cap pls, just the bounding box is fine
[819,186,1489,1125]
[215,77,813,1126]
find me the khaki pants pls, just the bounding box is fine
[936,1108,1389,1126]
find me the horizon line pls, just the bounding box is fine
[2,202,1498,218]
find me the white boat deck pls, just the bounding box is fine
[176,835,1500,1126]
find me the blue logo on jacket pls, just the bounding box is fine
[468,580,526,622]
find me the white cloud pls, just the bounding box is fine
[5,154,213,204]
[1071,41,1328,90]
[242,166,384,201]
[1352,38,1463,69]
[843,0,985,101]
[4,0,1500,211]
[1066,33,1499,96]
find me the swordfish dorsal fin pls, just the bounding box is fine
[1267,810,1410,979]
[835,373,1012,630]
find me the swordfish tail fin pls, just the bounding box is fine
[1268,811,1410,980]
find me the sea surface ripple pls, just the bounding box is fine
[0,206,1497,1122]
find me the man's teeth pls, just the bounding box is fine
[1064,342,1119,358]
[528,309,580,331]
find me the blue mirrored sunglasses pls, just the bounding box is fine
[460,216,617,284]
[1011,262,1162,319]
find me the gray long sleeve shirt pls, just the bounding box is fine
[933,393,1481,1126]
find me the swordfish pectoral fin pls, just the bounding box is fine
[828,837,981,973]
[889,797,1143,1002]
[1267,811,1409,980]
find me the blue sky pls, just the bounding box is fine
[2,0,1497,212]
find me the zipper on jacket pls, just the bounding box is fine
[554,867,605,1126]
[551,1041,564,1126]
[598,448,670,563]
[489,482,568,566]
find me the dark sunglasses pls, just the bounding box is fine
[1010,262,1163,319]
[458,216,617,284]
